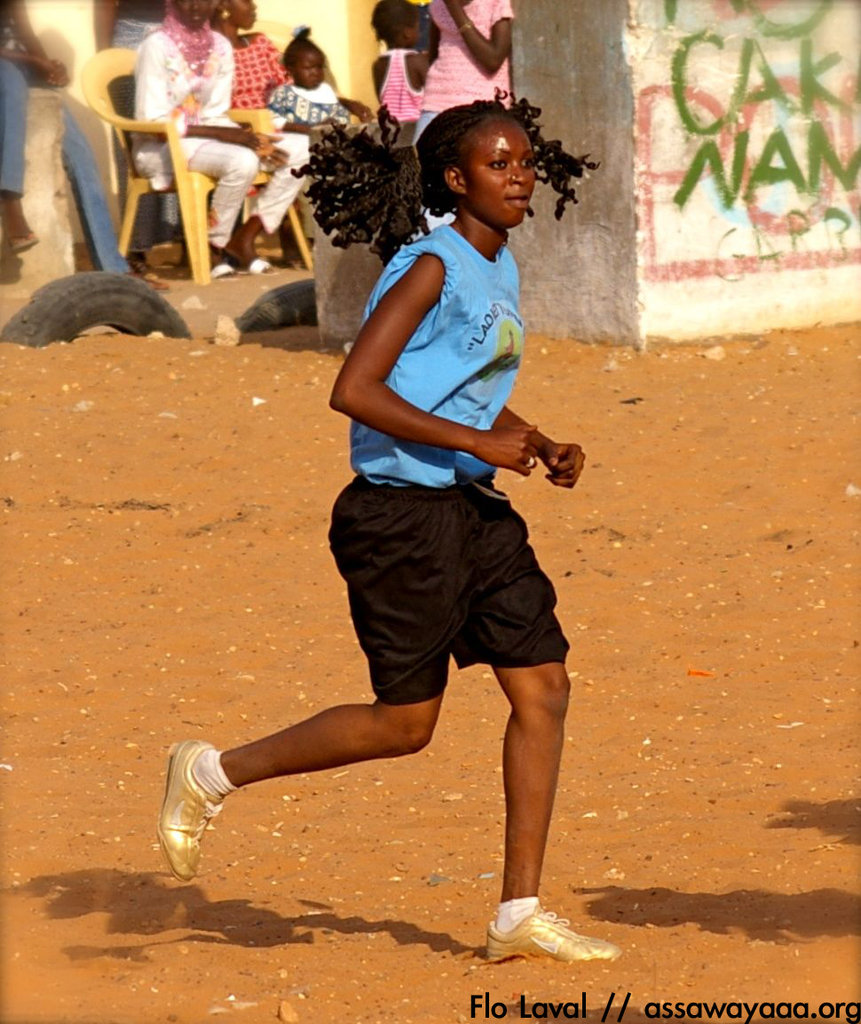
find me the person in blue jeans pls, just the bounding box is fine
[0,2,154,281]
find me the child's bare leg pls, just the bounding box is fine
[494,662,569,901]
[221,696,444,787]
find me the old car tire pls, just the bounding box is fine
[235,278,317,333]
[0,272,191,348]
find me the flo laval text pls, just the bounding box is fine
[471,991,588,1019]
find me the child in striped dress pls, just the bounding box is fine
[371,0,428,127]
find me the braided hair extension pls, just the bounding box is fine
[299,106,426,265]
[298,96,597,263]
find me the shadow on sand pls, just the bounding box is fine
[13,867,477,963]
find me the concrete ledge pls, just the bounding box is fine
[1,88,75,296]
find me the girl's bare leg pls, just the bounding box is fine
[494,662,570,901]
[158,694,444,881]
[221,695,444,786]
[1,193,36,245]
[486,663,621,962]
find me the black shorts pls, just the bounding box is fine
[329,477,570,705]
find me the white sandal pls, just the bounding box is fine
[246,258,274,275]
[211,261,237,280]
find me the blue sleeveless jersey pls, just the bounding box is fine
[351,225,525,487]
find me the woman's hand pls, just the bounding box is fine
[253,134,288,166]
[189,124,258,148]
[30,55,69,86]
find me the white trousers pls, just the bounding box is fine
[133,133,308,249]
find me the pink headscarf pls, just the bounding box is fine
[162,0,216,75]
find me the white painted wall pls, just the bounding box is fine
[629,0,861,340]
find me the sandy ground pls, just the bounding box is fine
[0,261,859,1024]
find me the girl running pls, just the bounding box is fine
[158,96,619,964]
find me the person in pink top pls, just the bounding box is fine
[416,0,513,140]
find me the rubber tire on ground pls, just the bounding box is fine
[0,271,191,348]
[235,278,317,333]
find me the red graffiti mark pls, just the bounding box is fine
[646,248,861,282]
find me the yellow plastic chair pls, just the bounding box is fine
[82,48,311,283]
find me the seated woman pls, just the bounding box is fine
[211,0,309,265]
[132,0,303,275]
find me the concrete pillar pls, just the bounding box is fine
[509,0,639,345]
[313,125,398,350]
[314,229,381,350]
[0,89,75,296]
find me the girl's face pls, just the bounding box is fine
[446,119,536,233]
[288,49,326,89]
[173,0,218,29]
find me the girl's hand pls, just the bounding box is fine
[471,423,539,476]
[537,439,586,488]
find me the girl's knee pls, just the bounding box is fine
[510,664,570,721]
[374,701,439,756]
[394,722,434,755]
[539,665,570,717]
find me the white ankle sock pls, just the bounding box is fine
[192,748,236,800]
[495,895,540,933]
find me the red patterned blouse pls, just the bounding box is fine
[230,33,289,110]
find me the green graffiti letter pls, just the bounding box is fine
[823,206,853,251]
[745,128,806,201]
[807,121,861,192]
[737,37,795,112]
[674,133,749,209]
[672,31,728,135]
[800,39,846,114]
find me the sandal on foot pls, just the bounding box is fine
[211,261,238,280]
